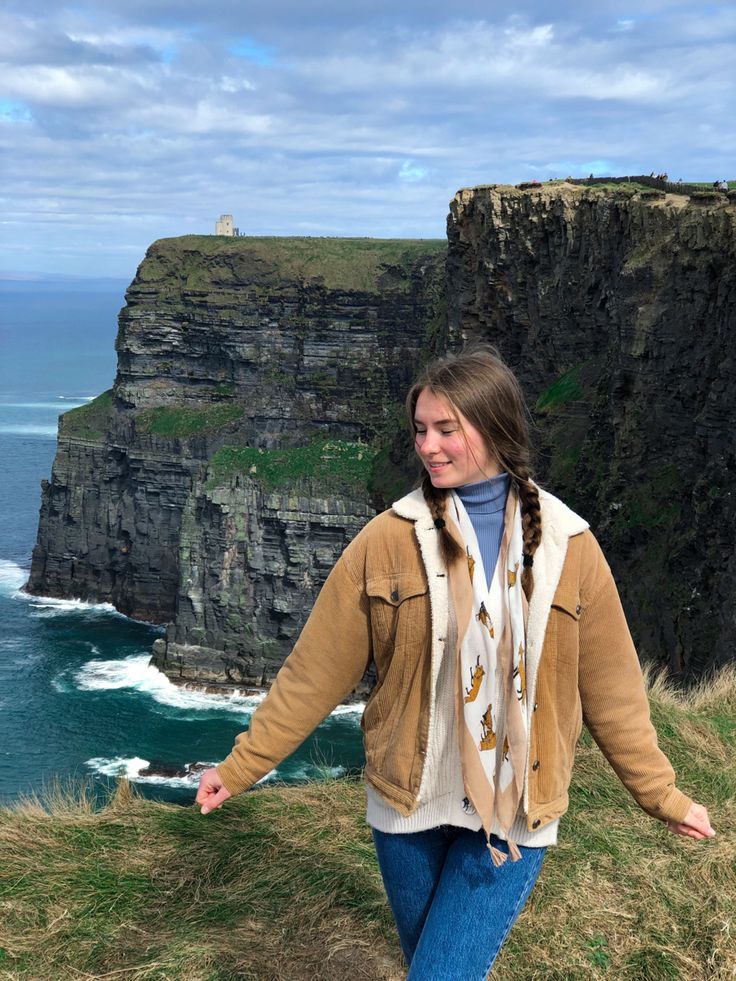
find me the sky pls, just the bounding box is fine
[1,0,735,279]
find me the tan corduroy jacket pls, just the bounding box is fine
[217,487,693,832]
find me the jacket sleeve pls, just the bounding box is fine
[576,532,693,825]
[216,544,372,796]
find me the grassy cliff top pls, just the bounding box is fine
[135,235,447,294]
[0,668,734,979]
[457,179,736,206]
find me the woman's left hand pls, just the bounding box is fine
[666,801,715,841]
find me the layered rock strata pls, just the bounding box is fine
[447,183,736,679]
[27,236,446,682]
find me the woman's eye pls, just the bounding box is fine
[441,430,455,436]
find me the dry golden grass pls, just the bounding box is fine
[0,670,733,980]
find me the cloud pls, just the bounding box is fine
[0,2,734,276]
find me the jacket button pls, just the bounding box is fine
[575,604,582,615]
[532,819,541,829]
[533,702,538,711]
[391,588,399,602]
[532,760,540,771]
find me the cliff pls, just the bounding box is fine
[447,182,736,679]
[27,184,736,685]
[27,236,446,686]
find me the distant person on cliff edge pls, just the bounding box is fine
[196,344,714,979]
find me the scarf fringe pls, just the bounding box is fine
[486,835,523,866]
[487,841,508,867]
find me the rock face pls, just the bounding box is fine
[28,188,736,685]
[154,475,374,686]
[447,183,736,679]
[27,236,446,683]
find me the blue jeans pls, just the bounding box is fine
[372,826,546,980]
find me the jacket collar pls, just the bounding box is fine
[392,485,588,542]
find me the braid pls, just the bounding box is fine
[515,469,542,601]
[421,475,464,567]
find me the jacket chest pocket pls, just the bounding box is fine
[549,584,582,669]
[366,573,430,667]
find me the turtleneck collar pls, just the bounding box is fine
[454,472,510,513]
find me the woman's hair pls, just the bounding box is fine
[406,344,541,599]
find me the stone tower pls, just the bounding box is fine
[215,214,239,236]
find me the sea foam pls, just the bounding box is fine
[83,756,346,789]
[0,424,59,437]
[0,401,87,409]
[84,756,216,788]
[74,653,266,715]
[0,559,28,594]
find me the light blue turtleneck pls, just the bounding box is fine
[455,472,511,589]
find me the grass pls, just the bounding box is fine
[59,390,115,440]
[207,440,377,494]
[138,236,447,294]
[136,403,244,438]
[1,668,734,980]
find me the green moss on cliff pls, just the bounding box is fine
[136,403,244,438]
[59,390,114,440]
[536,364,584,412]
[138,236,446,294]
[208,440,377,493]
[608,465,683,534]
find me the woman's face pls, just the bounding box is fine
[413,388,501,488]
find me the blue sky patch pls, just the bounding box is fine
[230,37,275,66]
[399,161,429,183]
[0,99,32,123]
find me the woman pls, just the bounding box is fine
[196,346,714,979]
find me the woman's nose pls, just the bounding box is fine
[420,432,439,456]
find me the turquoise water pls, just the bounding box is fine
[0,283,365,806]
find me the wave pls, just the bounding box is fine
[51,675,72,693]
[5,576,157,624]
[268,764,346,783]
[84,756,217,789]
[0,401,87,409]
[0,637,25,651]
[0,559,28,594]
[0,562,122,614]
[329,702,365,717]
[26,595,120,618]
[72,653,364,729]
[83,756,346,790]
[58,395,96,401]
[74,653,266,714]
[0,424,58,437]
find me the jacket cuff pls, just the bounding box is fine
[649,786,693,825]
[216,756,259,797]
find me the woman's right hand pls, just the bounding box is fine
[195,767,233,814]
[666,801,715,841]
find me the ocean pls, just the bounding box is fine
[0,281,365,806]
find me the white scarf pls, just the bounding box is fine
[450,488,529,865]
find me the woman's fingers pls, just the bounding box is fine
[195,767,233,814]
[666,801,715,840]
